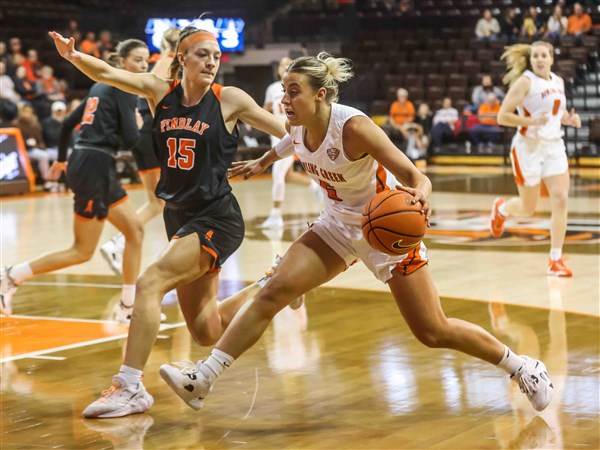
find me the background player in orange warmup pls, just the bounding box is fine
[490,41,581,277]
[160,52,554,415]
[48,26,287,418]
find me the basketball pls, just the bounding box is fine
[361,190,427,255]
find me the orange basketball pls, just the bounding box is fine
[361,190,427,255]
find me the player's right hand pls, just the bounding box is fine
[48,31,82,61]
[49,161,67,180]
[530,113,549,126]
[228,159,265,180]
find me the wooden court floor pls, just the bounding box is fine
[1,166,599,449]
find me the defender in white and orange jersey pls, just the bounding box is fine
[490,41,581,277]
[160,52,554,415]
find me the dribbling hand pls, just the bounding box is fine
[48,31,81,61]
[49,161,67,180]
[395,185,431,227]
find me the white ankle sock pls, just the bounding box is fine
[497,346,525,376]
[550,248,562,261]
[118,364,142,385]
[498,203,508,217]
[10,263,33,285]
[199,348,234,384]
[121,285,135,307]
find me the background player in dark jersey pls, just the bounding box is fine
[0,39,150,322]
[100,27,181,276]
[49,26,287,418]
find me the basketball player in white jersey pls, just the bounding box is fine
[490,41,581,277]
[160,52,554,414]
[261,56,321,228]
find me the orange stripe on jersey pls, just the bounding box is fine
[375,163,389,193]
[167,79,181,95]
[519,107,531,136]
[511,146,525,186]
[211,84,223,102]
[137,168,161,175]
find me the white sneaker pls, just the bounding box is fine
[0,266,18,316]
[110,301,167,323]
[256,255,283,288]
[259,214,284,229]
[159,361,211,410]
[82,375,154,418]
[511,355,554,411]
[100,237,124,275]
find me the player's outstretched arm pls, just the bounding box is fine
[48,31,168,103]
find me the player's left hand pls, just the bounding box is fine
[395,185,431,227]
[48,31,82,61]
[566,109,581,128]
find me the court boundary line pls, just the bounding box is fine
[0,319,186,363]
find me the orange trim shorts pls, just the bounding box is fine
[66,148,128,220]
[509,134,568,187]
[311,208,429,283]
[164,194,245,273]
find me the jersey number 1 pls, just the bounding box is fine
[167,137,196,170]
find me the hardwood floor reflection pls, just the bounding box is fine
[1,169,599,449]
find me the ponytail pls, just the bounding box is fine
[502,41,553,86]
[286,52,354,102]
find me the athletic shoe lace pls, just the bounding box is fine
[172,360,201,376]
[101,383,122,398]
[517,372,538,396]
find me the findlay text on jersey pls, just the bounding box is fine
[160,117,210,135]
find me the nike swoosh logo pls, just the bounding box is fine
[293,140,300,145]
[391,240,417,250]
[161,105,171,109]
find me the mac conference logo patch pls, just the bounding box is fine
[327,147,340,161]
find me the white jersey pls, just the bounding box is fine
[517,70,566,140]
[290,103,399,225]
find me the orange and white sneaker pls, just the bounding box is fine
[82,375,154,418]
[547,258,573,277]
[490,197,506,238]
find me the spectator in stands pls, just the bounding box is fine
[37,65,65,103]
[384,88,415,147]
[475,9,500,41]
[0,61,20,104]
[566,2,592,37]
[471,93,502,153]
[499,7,522,44]
[522,7,545,39]
[80,32,100,58]
[0,42,14,76]
[545,5,568,40]
[11,103,54,190]
[431,97,458,151]
[454,107,479,153]
[403,102,433,160]
[62,19,79,40]
[41,101,67,186]
[24,49,42,81]
[398,0,413,15]
[97,30,115,55]
[8,37,23,66]
[471,75,505,109]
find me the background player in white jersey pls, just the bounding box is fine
[490,41,581,277]
[261,56,321,229]
[160,52,553,414]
